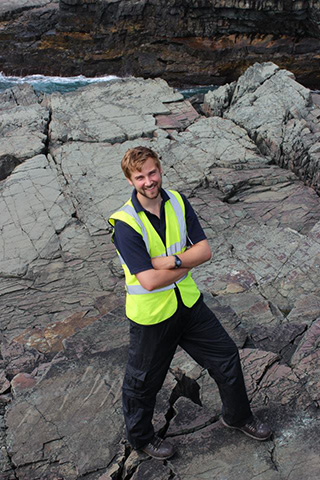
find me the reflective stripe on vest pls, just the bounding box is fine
[166,190,186,240]
[118,203,150,253]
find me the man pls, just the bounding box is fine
[109,146,271,460]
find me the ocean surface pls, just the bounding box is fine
[0,72,216,98]
[0,73,120,95]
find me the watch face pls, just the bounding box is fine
[175,255,182,268]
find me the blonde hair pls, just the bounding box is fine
[121,146,161,179]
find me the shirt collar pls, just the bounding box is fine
[131,188,170,213]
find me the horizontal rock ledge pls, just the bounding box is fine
[0,1,320,88]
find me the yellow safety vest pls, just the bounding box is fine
[108,189,200,325]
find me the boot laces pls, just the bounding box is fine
[247,417,261,432]
[151,436,163,450]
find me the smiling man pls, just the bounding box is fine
[108,146,271,460]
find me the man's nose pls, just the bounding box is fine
[145,176,153,185]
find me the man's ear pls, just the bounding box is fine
[126,176,133,186]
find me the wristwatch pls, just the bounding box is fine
[173,255,182,268]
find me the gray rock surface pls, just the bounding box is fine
[0,0,54,16]
[0,0,54,18]
[0,62,319,479]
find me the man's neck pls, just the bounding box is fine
[136,191,162,218]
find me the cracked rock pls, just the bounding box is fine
[0,63,320,479]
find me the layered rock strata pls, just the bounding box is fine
[0,0,320,87]
[203,62,320,194]
[0,63,319,479]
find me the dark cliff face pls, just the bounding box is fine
[0,0,320,87]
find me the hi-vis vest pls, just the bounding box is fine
[108,189,200,325]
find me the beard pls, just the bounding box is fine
[137,178,162,199]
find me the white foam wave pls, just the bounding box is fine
[0,72,121,94]
[0,72,119,84]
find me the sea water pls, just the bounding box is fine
[0,73,120,95]
[0,72,217,97]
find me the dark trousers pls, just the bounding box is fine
[122,292,252,449]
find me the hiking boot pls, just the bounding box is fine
[221,415,272,441]
[141,435,175,459]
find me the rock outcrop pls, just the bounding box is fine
[203,62,320,194]
[1,1,320,88]
[0,62,319,479]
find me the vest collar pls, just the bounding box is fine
[131,188,170,213]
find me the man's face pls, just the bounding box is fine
[127,157,162,200]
